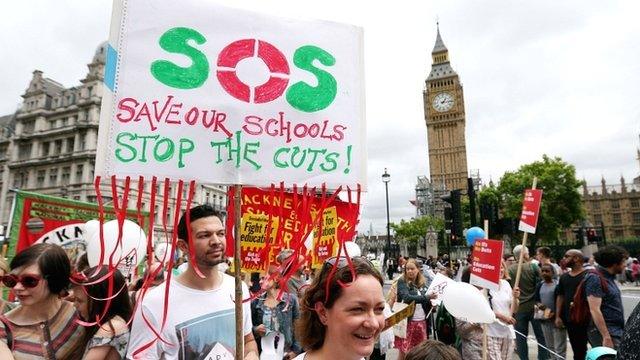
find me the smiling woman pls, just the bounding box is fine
[293,256,385,360]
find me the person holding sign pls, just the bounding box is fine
[394,259,436,360]
[251,265,302,359]
[127,205,258,359]
[294,256,385,360]
[486,260,520,360]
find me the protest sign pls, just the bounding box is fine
[96,0,366,189]
[7,190,149,263]
[227,187,359,273]
[518,189,543,234]
[426,272,455,305]
[469,239,504,291]
[384,302,416,332]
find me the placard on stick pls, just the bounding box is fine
[469,239,504,291]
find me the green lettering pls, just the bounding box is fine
[243,141,262,170]
[273,148,290,168]
[153,138,175,162]
[290,147,307,168]
[320,152,339,172]
[286,45,337,112]
[137,134,160,162]
[115,132,137,163]
[178,138,195,168]
[151,27,209,89]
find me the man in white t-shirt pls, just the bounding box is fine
[127,205,259,359]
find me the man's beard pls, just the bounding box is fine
[195,253,227,268]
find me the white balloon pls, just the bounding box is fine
[344,241,361,257]
[442,281,495,324]
[83,220,100,245]
[86,219,147,269]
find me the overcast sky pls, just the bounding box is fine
[2,1,639,235]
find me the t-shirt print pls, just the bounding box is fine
[176,308,236,360]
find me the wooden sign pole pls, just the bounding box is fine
[513,177,538,290]
[234,184,244,359]
[482,219,489,360]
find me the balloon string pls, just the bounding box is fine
[512,329,566,359]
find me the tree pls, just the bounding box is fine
[391,215,444,248]
[491,155,585,245]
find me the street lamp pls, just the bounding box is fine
[382,168,391,262]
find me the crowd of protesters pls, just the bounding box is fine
[0,204,638,360]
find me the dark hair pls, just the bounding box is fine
[405,339,461,360]
[10,243,71,294]
[537,247,551,259]
[177,204,224,243]
[75,252,89,272]
[593,245,628,268]
[75,265,132,345]
[503,253,514,260]
[540,263,554,271]
[295,257,384,351]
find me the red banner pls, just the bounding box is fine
[469,239,504,291]
[226,187,359,273]
[518,188,543,234]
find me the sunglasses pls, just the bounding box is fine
[2,273,42,289]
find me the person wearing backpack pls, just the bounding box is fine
[584,245,628,349]
[555,249,589,359]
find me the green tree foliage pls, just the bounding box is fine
[482,155,585,243]
[391,216,443,245]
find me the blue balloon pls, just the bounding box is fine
[466,226,486,246]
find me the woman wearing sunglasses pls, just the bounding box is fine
[71,265,132,360]
[293,256,386,360]
[0,243,84,359]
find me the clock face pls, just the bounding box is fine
[432,92,455,112]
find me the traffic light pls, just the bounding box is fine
[442,190,462,239]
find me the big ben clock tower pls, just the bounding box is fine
[424,25,469,192]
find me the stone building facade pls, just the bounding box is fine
[0,43,227,242]
[582,172,640,241]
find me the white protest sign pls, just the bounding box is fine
[97,0,366,189]
[426,273,455,306]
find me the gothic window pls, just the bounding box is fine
[611,200,620,209]
[633,213,640,224]
[614,229,624,238]
[592,201,600,210]
[631,198,639,208]
[612,213,621,224]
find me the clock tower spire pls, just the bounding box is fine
[424,24,469,193]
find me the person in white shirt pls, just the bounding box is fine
[487,260,520,360]
[126,204,259,359]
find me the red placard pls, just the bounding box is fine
[469,239,504,291]
[226,187,359,273]
[518,189,543,234]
